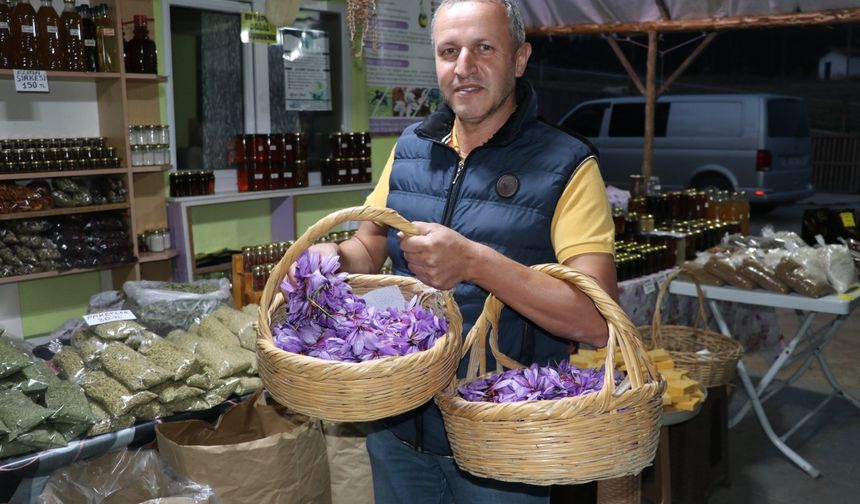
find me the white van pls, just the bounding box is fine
[558,94,815,204]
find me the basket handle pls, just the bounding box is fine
[260,206,421,319]
[459,263,660,408]
[650,269,710,348]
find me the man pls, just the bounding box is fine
[306,0,616,501]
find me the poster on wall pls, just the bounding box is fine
[282,27,332,111]
[366,0,442,135]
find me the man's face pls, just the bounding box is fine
[432,1,531,126]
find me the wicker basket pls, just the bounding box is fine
[435,263,664,486]
[256,206,463,422]
[637,270,743,388]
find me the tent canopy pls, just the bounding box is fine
[521,1,860,34]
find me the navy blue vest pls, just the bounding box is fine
[384,80,595,455]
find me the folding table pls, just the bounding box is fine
[668,281,860,478]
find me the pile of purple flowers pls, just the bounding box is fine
[458,361,623,403]
[272,251,448,362]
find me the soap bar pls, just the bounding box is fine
[668,378,699,396]
[655,358,676,372]
[648,348,672,362]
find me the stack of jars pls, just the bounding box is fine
[230,133,309,192]
[137,227,172,254]
[129,124,170,167]
[0,0,118,72]
[168,170,214,197]
[321,131,372,185]
[0,137,118,173]
[614,240,672,282]
[242,230,356,291]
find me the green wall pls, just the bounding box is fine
[19,273,102,337]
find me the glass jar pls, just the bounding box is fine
[128,126,138,146]
[142,145,155,166]
[159,125,169,145]
[131,145,143,166]
[146,229,165,252]
[146,125,159,145]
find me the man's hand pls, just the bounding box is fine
[397,222,479,290]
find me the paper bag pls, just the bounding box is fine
[322,422,374,504]
[156,392,331,504]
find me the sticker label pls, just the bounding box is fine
[83,310,137,326]
[14,70,49,93]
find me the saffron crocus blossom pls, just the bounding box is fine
[272,250,448,362]
[458,361,624,403]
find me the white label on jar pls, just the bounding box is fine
[0,22,9,30]
[47,25,59,34]
[285,172,293,177]
[337,169,347,176]
[643,279,656,295]
[84,310,136,326]
[21,24,36,34]
[285,145,293,150]
[254,173,263,179]
[103,28,115,36]
[270,173,280,179]
[351,169,359,174]
[70,28,81,37]
[85,39,96,46]
[257,145,264,151]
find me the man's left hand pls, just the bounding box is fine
[397,222,477,290]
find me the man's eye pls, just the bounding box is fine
[479,44,493,53]
[441,48,458,58]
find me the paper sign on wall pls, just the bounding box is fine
[14,70,49,93]
[240,12,277,45]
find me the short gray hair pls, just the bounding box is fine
[430,0,526,49]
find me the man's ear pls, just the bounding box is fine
[515,42,532,77]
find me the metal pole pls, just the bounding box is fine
[643,31,658,179]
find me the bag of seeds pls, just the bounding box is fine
[185,367,217,390]
[10,361,62,395]
[45,381,96,425]
[235,375,263,396]
[131,400,172,420]
[85,400,113,437]
[0,389,53,440]
[71,329,110,366]
[100,343,172,391]
[79,370,157,418]
[16,426,68,450]
[0,440,33,458]
[212,305,257,351]
[123,279,232,335]
[165,396,212,413]
[51,420,91,443]
[52,347,86,381]
[196,316,241,347]
[0,334,32,378]
[90,319,148,342]
[191,337,253,378]
[151,381,205,404]
[137,335,203,381]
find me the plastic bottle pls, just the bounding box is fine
[36,0,61,70]
[77,3,96,71]
[0,0,12,69]
[11,0,40,69]
[94,3,118,72]
[124,14,155,73]
[59,0,83,71]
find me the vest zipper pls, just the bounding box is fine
[442,158,466,226]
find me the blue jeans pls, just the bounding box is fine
[366,427,550,504]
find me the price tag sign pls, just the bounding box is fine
[83,310,137,327]
[643,278,656,295]
[13,69,49,93]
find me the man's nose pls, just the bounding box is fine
[454,48,476,78]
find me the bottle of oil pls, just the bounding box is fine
[59,0,83,71]
[11,0,40,69]
[35,0,61,70]
[94,3,117,72]
[0,0,13,69]
[124,14,156,73]
[77,3,96,71]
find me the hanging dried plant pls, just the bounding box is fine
[347,0,378,58]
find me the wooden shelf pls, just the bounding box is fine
[139,248,179,263]
[167,183,375,207]
[0,69,121,80]
[0,261,136,286]
[0,168,128,181]
[124,73,168,82]
[0,202,130,221]
[132,164,171,173]
[193,262,232,275]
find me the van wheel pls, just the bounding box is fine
[691,174,733,192]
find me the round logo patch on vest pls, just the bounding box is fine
[495,174,519,198]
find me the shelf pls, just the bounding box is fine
[0,168,128,181]
[132,164,171,174]
[167,183,375,207]
[0,202,130,221]
[193,262,232,275]
[124,73,168,82]
[0,261,136,286]
[0,69,121,80]
[139,248,179,263]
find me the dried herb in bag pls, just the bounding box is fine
[100,343,172,391]
[79,370,157,418]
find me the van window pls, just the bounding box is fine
[767,99,809,138]
[561,103,608,137]
[666,102,742,137]
[609,103,670,137]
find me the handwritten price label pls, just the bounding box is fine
[13,69,49,93]
[83,310,137,327]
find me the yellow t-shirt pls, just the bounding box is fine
[364,146,614,263]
